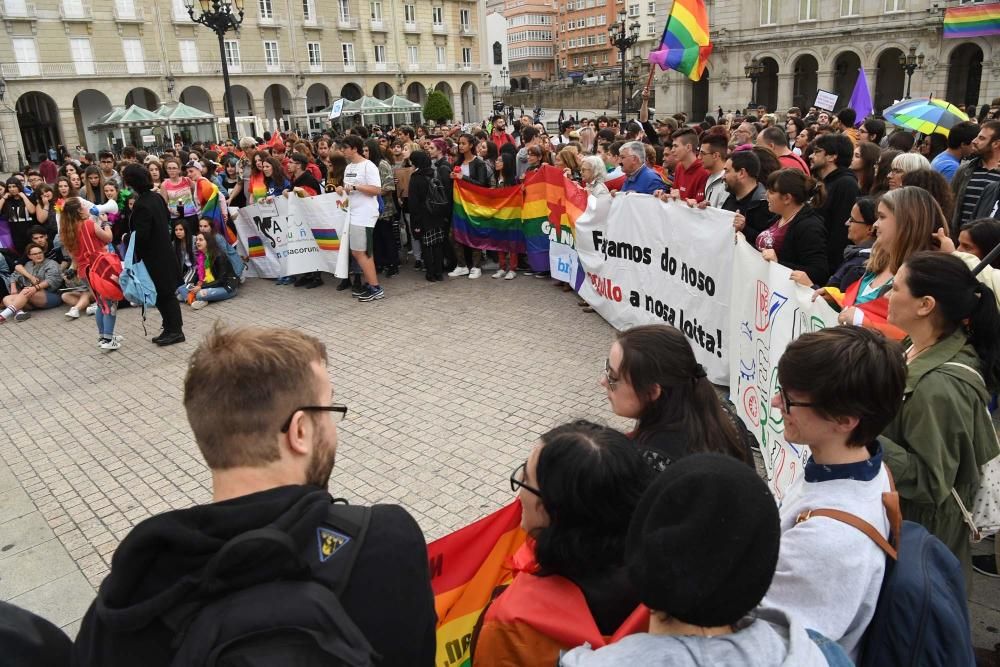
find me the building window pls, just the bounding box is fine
[374,44,385,63]
[760,0,777,25]
[122,38,145,74]
[799,0,817,20]
[840,0,859,15]
[404,3,415,22]
[432,6,443,24]
[493,41,503,64]
[342,42,355,64]
[338,0,349,20]
[647,22,656,35]
[408,45,418,64]
[597,13,606,24]
[307,42,321,66]
[302,0,314,20]
[573,55,579,66]
[370,1,381,20]
[179,39,198,73]
[627,3,638,17]
[647,1,654,13]
[62,0,85,18]
[884,0,904,11]
[12,37,39,76]
[462,46,472,65]
[258,0,272,19]
[70,37,95,75]
[224,40,241,69]
[264,40,279,70]
[436,45,446,65]
[460,8,469,29]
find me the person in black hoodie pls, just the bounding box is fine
[72,325,436,667]
[758,169,830,286]
[723,150,775,245]
[809,133,861,273]
[408,150,446,282]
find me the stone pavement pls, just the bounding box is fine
[1,268,998,652]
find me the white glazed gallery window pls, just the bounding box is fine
[840,0,859,16]
[115,0,136,18]
[436,45,446,65]
[12,37,39,76]
[461,47,472,65]
[432,6,443,24]
[885,0,904,11]
[122,38,145,74]
[264,41,280,71]
[258,0,272,20]
[338,0,349,20]
[374,44,386,63]
[408,45,418,64]
[404,3,415,22]
[179,39,198,73]
[460,7,470,28]
[224,40,241,71]
[62,0,85,18]
[70,37,95,75]
[799,0,817,21]
[760,0,777,25]
[307,42,322,69]
[302,0,314,21]
[370,1,381,20]
[342,43,355,64]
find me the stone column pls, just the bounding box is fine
[0,108,24,171]
[59,108,80,153]
[777,72,795,113]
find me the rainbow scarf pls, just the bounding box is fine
[944,4,1000,38]
[648,0,712,81]
[452,181,526,254]
[428,500,526,667]
[195,177,235,243]
[248,172,267,204]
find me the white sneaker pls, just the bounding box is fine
[65,307,80,319]
[191,299,209,310]
[492,269,506,279]
[504,270,517,280]
[468,267,482,279]
[100,335,123,352]
[85,304,97,316]
[448,266,470,277]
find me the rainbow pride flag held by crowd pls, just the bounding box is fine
[452,181,526,255]
[944,4,1000,38]
[648,0,712,81]
[428,500,526,667]
[522,166,590,272]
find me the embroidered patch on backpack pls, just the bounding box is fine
[317,527,350,563]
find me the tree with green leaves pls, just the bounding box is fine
[423,90,454,124]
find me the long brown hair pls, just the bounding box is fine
[853,141,880,194]
[616,325,748,464]
[868,186,947,274]
[59,197,87,256]
[766,168,826,209]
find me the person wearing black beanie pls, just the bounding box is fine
[560,454,847,667]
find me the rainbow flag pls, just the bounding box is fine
[522,165,590,272]
[312,228,340,251]
[452,180,526,254]
[195,177,234,243]
[429,500,526,667]
[648,0,712,81]
[944,4,1000,38]
[246,236,266,258]
[248,172,268,203]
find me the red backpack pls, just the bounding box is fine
[86,250,124,302]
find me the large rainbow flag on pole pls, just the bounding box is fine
[944,4,1000,38]
[428,500,526,667]
[648,0,712,81]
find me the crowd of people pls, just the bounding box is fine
[2,95,1000,666]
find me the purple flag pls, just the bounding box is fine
[848,67,874,125]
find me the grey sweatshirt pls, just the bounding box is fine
[559,608,831,667]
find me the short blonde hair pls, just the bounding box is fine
[184,324,328,470]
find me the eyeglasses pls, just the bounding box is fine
[777,387,814,413]
[889,167,905,175]
[280,403,348,433]
[603,359,619,390]
[510,462,541,497]
[847,217,869,225]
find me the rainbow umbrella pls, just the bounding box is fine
[883,97,970,137]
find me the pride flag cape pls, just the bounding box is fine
[522,166,590,272]
[944,4,1000,38]
[452,180,526,255]
[195,177,235,243]
[428,500,526,667]
[648,0,712,81]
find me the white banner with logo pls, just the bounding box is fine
[728,239,839,497]
[575,194,736,384]
[234,193,349,279]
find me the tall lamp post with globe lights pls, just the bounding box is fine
[608,11,640,125]
[184,0,244,140]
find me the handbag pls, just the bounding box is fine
[119,231,159,334]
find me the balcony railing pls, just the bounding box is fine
[369,18,387,31]
[460,24,476,35]
[0,60,164,78]
[403,20,419,32]
[406,62,482,73]
[432,22,447,33]
[336,15,359,29]
[112,4,144,21]
[302,15,323,27]
[59,1,92,20]
[166,60,294,75]
[0,1,36,19]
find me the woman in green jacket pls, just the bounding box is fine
[882,252,1000,575]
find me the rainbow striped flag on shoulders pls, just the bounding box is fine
[648,0,712,81]
[944,4,1000,38]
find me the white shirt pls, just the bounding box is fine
[343,158,381,228]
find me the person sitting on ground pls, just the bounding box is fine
[72,325,437,666]
[176,232,239,311]
[172,220,195,280]
[0,243,64,323]
[471,420,653,666]
[758,169,830,285]
[882,252,1000,578]
[760,327,905,660]
[560,453,847,667]
[600,324,751,471]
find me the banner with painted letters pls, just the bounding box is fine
[234,192,349,279]
[728,239,839,497]
[575,194,736,384]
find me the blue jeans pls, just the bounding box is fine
[806,629,853,666]
[176,284,236,303]
[95,301,117,338]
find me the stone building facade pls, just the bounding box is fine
[0,0,491,164]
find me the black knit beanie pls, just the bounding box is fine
[625,453,781,627]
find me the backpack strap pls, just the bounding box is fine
[320,501,372,596]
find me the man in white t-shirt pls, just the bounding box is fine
[337,135,384,302]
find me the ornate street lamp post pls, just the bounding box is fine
[744,58,764,110]
[608,11,640,124]
[183,0,245,141]
[499,66,509,100]
[899,46,924,100]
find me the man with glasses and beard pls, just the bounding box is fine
[73,325,436,667]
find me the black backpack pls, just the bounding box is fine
[426,164,451,218]
[163,503,379,667]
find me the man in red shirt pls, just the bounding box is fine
[758,126,809,173]
[670,128,709,203]
[490,115,515,149]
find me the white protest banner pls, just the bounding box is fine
[728,239,839,498]
[286,191,350,278]
[814,89,838,112]
[549,242,578,286]
[576,194,736,384]
[234,198,283,278]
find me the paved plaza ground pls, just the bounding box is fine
[1,268,998,653]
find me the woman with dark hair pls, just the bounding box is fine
[364,138,400,277]
[123,163,184,346]
[600,324,751,470]
[850,141,880,195]
[751,145,781,184]
[758,168,830,285]
[447,133,488,279]
[172,220,195,279]
[260,157,290,197]
[793,127,816,157]
[175,231,238,309]
[870,149,900,196]
[0,177,36,253]
[494,152,518,187]
[407,150,445,282]
[82,166,105,205]
[477,139,499,184]
[883,252,1000,576]
[796,196,877,291]
[900,168,955,228]
[472,420,653,665]
[786,116,806,151]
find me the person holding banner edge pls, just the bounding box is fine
[757,169,830,286]
[337,136,385,302]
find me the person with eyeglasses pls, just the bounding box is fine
[750,326,908,662]
[73,324,436,666]
[471,420,652,666]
